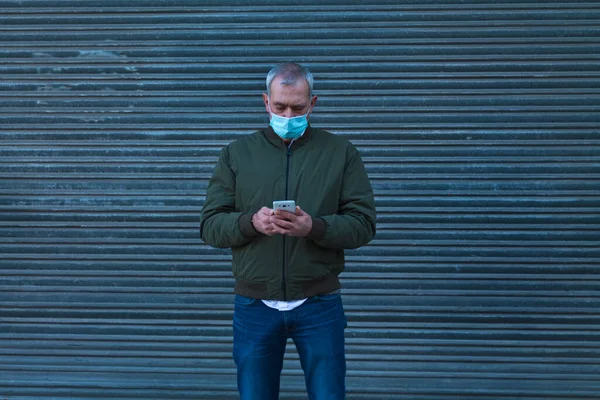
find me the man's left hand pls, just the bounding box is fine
[271,206,313,237]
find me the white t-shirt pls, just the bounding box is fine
[262,298,307,311]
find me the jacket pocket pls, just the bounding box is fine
[288,239,341,281]
[232,235,280,281]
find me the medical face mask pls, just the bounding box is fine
[268,101,310,140]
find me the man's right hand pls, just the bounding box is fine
[251,207,278,236]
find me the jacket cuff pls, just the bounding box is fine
[307,217,327,241]
[238,213,262,238]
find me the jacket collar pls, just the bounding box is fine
[263,124,314,149]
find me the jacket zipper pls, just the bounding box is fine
[282,143,293,301]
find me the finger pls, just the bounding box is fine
[295,206,308,216]
[274,210,296,221]
[273,216,295,225]
[262,223,277,236]
[258,213,274,223]
[274,209,294,217]
[272,218,294,229]
[259,207,274,216]
[270,224,289,235]
[266,219,287,234]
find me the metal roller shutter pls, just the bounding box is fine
[1,1,599,399]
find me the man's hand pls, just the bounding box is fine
[251,207,279,236]
[271,206,313,237]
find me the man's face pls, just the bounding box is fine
[262,76,318,119]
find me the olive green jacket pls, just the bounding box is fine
[200,125,376,301]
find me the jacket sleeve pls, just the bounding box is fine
[200,145,261,248]
[308,143,376,249]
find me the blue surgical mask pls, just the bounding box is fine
[268,102,310,140]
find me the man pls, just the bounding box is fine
[200,63,376,400]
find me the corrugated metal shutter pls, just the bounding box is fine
[1,1,599,398]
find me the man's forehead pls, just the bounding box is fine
[271,76,310,95]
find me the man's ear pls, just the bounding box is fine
[309,95,318,114]
[262,93,270,112]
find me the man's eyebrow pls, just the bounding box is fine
[273,101,307,108]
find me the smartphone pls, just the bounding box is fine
[272,200,296,212]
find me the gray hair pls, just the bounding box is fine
[266,63,314,97]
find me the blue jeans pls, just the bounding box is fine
[233,292,347,400]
